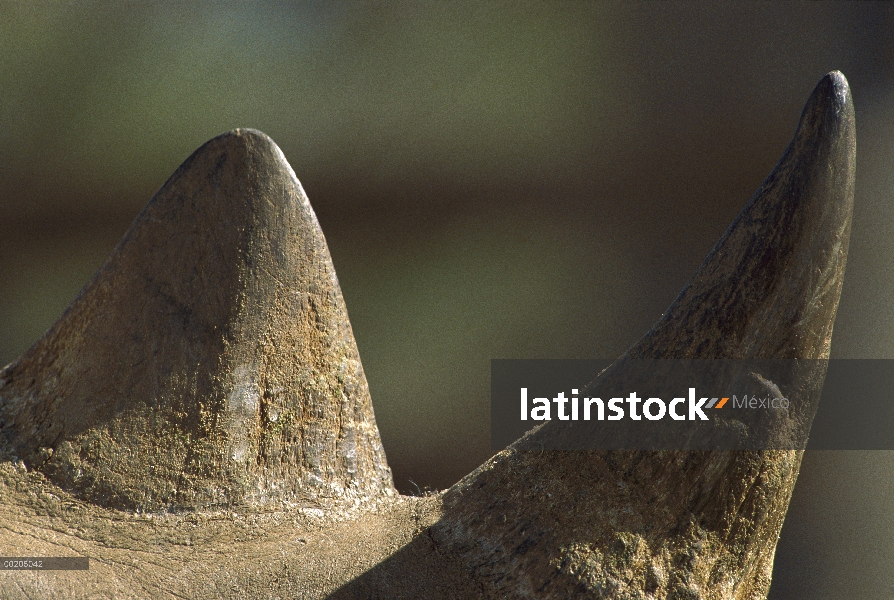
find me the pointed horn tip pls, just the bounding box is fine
[207,128,280,153]
[227,127,274,142]
[183,128,283,163]
[171,127,302,195]
[811,71,852,120]
[824,70,848,88]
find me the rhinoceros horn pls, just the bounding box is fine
[0,71,854,599]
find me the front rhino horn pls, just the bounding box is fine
[432,71,855,598]
[0,129,395,510]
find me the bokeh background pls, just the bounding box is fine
[2,2,893,597]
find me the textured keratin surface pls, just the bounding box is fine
[0,129,394,510]
[429,71,855,599]
[0,72,855,599]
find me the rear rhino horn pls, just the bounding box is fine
[432,71,855,599]
[0,129,395,510]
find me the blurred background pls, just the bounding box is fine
[1,2,892,597]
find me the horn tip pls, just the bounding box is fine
[810,70,853,123]
[823,70,850,106]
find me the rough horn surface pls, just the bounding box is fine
[0,72,854,599]
[0,129,394,510]
[422,71,855,598]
